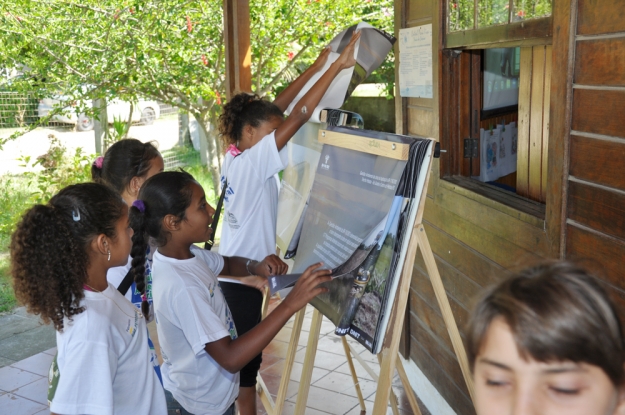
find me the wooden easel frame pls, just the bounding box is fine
[258,131,475,414]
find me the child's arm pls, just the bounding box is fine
[273,30,360,151]
[220,254,288,277]
[205,263,331,373]
[272,47,331,112]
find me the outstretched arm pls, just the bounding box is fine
[220,254,288,277]
[205,263,331,373]
[274,31,360,151]
[273,47,331,112]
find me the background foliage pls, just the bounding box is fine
[0,0,394,190]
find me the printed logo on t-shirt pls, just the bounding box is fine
[126,312,139,337]
[48,354,60,404]
[226,212,240,229]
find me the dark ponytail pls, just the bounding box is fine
[91,139,161,194]
[129,201,150,318]
[10,183,126,331]
[129,171,197,315]
[218,93,283,150]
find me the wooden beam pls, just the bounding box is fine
[223,0,252,100]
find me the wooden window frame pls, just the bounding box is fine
[440,1,552,218]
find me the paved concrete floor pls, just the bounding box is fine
[0,302,430,415]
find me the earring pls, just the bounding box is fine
[107,250,111,261]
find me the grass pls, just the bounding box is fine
[0,255,17,313]
[0,145,221,313]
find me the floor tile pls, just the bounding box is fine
[316,334,350,354]
[259,353,283,371]
[34,409,51,415]
[13,377,49,405]
[42,348,57,356]
[261,360,329,384]
[0,392,47,415]
[273,327,293,343]
[287,385,362,414]
[257,372,299,401]
[0,366,44,392]
[344,398,412,415]
[294,348,348,371]
[312,371,379,400]
[281,400,333,415]
[11,353,54,377]
[334,360,378,382]
[263,339,301,358]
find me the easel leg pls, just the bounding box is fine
[416,225,476,401]
[257,308,305,415]
[376,354,400,415]
[294,308,323,415]
[341,337,366,412]
[396,356,423,415]
[372,229,420,415]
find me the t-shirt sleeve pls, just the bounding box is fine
[50,341,117,414]
[191,246,224,275]
[171,286,231,356]
[245,131,287,180]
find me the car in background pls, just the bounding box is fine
[37,96,161,131]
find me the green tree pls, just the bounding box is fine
[0,0,393,191]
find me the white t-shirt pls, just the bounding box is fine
[152,245,239,415]
[49,284,166,415]
[219,132,288,262]
[107,244,156,318]
[107,245,161,382]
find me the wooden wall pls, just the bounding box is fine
[565,0,625,315]
[399,1,561,415]
[517,45,552,202]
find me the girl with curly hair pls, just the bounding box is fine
[10,182,166,414]
[91,138,165,381]
[129,171,329,415]
[216,30,360,415]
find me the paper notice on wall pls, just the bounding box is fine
[398,24,433,98]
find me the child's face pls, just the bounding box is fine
[109,208,133,266]
[474,318,625,415]
[179,182,215,244]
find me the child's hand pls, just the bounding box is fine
[241,275,269,292]
[283,263,332,314]
[335,30,360,70]
[312,46,331,71]
[254,254,288,277]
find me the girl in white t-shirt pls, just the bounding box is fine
[92,138,165,383]
[215,31,360,415]
[10,183,166,415]
[129,171,330,415]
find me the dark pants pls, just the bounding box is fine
[165,390,235,415]
[220,281,263,387]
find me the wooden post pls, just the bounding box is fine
[223,0,252,99]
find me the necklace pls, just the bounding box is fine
[84,283,143,319]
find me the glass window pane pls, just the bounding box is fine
[478,0,510,28]
[449,0,475,32]
[512,0,552,22]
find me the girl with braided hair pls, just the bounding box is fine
[91,138,164,383]
[216,30,360,415]
[129,171,324,415]
[10,182,166,414]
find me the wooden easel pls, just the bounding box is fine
[258,131,475,414]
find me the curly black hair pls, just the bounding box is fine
[91,138,161,194]
[10,183,126,332]
[129,171,196,316]
[217,93,284,150]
